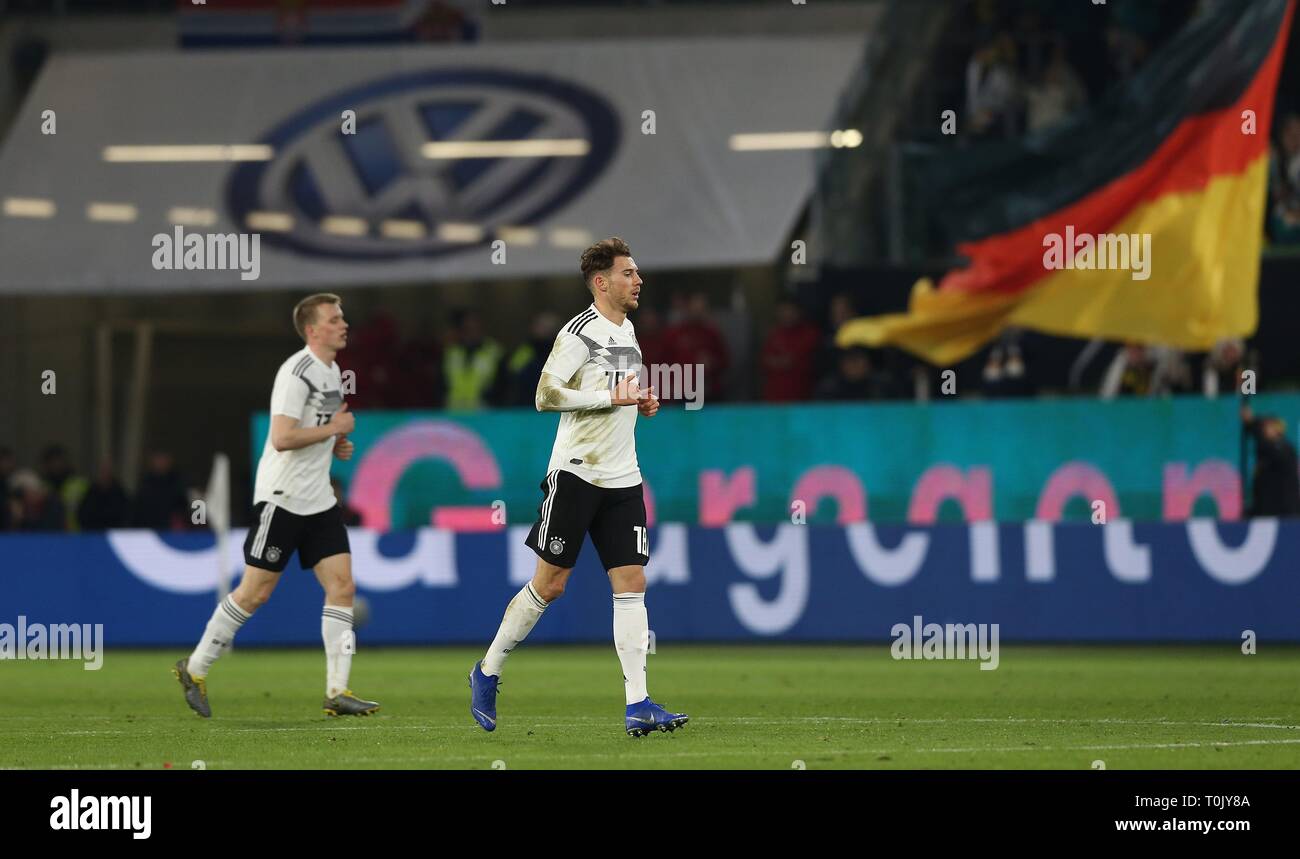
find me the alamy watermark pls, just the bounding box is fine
[0,616,104,670]
[50,790,150,839]
[890,615,999,670]
[607,363,704,410]
[151,226,261,281]
[1042,226,1151,281]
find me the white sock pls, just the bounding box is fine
[482,582,548,677]
[613,592,649,705]
[187,594,251,677]
[322,605,355,699]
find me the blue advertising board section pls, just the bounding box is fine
[1,520,1296,645]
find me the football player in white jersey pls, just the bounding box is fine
[174,293,379,718]
[469,238,689,736]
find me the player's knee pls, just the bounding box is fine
[235,585,272,611]
[328,577,356,603]
[535,578,566,602]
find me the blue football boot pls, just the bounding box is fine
[625,697,689,737]
[469,661,500,732]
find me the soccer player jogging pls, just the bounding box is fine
[173,294,379,718]
[469,237,689,737]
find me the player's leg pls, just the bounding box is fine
[607,563,649,705]
[302,504,376,715]
[470,470,596,731]
[592,484,688,736]
[188,565,281,677]
[174,501,294,717]
[482,471,593,677]
[482,556,571,678]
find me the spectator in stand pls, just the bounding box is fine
[981,329,1034,398]
[761,298,823,402]
[1099,342,1191,398]
[500,312,560,408]
[10,469,64,532]
[1201,338,1244,398]
[133,451,190,531]
[1025,40,1087,134]
[78,461,132,531]
[332,478,364,527]
[1106,0,1161,80]
[0,446,16,531]
[662,292,731,404]
[967,31,1023,139]
[1267,115,1300,243]
[815,347,899,401]
[393,319,443,408]
[632,304,668,375]
[817,292,859,383]
[443,309,503,411]
[40,444,89,532]
[0,445,15,511]
[1241,404,1300,518]
[343,311,403,409]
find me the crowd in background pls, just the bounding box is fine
[2,283,1284,533]
[338,290,1270,413]
[0,444,365,534]
[1268,112,1300,246]
[961,0,1196,140]
[960,0,1300,251]
[0,446,186,533]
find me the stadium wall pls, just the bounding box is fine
[0,519,1295,645]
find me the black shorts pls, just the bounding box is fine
[243,501,351,573]
[525,470,649,570]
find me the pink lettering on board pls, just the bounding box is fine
[1035,461,1120,521]
[790,465,867,523]
[698,467,757,525]
[907,465,993,523]
[1163,460,1241,520]
[350,421,502,531]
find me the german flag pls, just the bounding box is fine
[838,0,1295,367]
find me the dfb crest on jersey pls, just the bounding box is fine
[226,69,620,261]
[266,546,282,564]
[548,536,565,556]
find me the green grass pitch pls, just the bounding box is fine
[1,645,1298,769]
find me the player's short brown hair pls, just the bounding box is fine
[293,293,342,342]
[580,237,632,291]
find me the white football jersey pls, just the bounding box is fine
[543,303,643,488]
[253,346,343,515]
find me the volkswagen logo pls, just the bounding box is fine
[226,69,620,259]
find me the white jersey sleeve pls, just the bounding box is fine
[270,371,309,419]
[540,331,590,383]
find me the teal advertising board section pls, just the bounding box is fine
[253,394,1299,527]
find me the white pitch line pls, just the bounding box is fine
[5,716,1300,736]
[102,737,1300,768]
[9,737,1300,770]
[920,738,1300,754]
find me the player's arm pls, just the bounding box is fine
[534,329,655,412]
[268,367,356,451]
[270,404,354,451]
[535,330,612,412]
[536,372,612,412]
